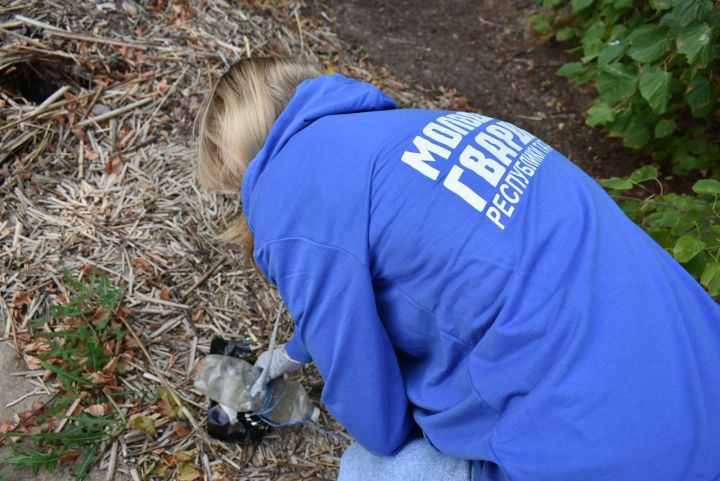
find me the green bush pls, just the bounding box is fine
[532,0,720,297]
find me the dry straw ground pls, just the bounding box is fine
[0,1,469,480]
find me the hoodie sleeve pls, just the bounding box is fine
[254,237,416,456]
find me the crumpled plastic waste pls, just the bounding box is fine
[194,336,318,444]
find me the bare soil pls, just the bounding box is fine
[311,0,646,180]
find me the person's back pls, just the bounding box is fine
[201,63,720,481]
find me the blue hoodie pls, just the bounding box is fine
[242,74,720,481]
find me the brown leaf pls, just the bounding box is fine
[23,340,50,355]
[18,411,38,427]
[210,464,233,481]
[59,449,79,464]
[134,257,152,275]
[71,127,86,141]
[12,291,32,308]
[171,422,190,439]
[14,331,32,343]
[84,403,107,417]
[24,355,42,370]
[85,149,100,161]
[191,310,204,324]
[103,339,116,357]
[159,286,171,301]
[90,370,114,385]
[156,78,171,94]
[0,421,14,433]
[90,307,111,327]
[104,155,123,175]
[102,356,119,375]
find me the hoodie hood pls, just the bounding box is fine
[241,73,397,219]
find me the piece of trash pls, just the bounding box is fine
[195,337,318,444]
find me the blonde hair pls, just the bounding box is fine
[195,57,321,263]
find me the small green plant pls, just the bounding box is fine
[0,268,134,480]
[547,0,719,174]
[600,168,720,296]
[531,0,720,296]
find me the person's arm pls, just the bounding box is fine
[255,237,415,456]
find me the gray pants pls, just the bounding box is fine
[337,437,475,481]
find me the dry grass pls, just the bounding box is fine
[0,1,469,479]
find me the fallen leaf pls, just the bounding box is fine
[104,155,123,175]
[156,78,171,94]
[176,462,200,481]
[130,414,156,436]
[12,291,32,308]
[24,355,42,370]
[210,464,233,481]
[59,449,79,464]
[156,387,181,419]
[0,421,14,433]
[103,339,116,356]
[172,422,190,439]
[102,356,119,375]
[148,463,170,479]
[90,370,114,385]
[84,403,107,417]
[134,257,152,275]
[159,286,170,301]
[175,449,196,462]
[90,307,111,327]
[85,149,100,161]
[18,410,38,427]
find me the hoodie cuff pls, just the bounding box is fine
[285,335,312,364]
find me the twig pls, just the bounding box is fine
[105,440,119,481]
[15,14,156,49]
[181,257,224,298]
[77,98,153,127]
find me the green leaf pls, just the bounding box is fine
[572,0,594,10]
[581,21,607,60]
[130,415,156,436]
[147,463,170,480]
[686,76,716,118]
[627,25,671,63]
[672,235,706,262]
[586,102,616,126]
[556,26,575,41]
[649,229,675,249]
[675,0,713,27]
[557,62,584,76]
[629,165,658,183]
[600,177,634,190]
[534,18,552,36]
[177,462,201,481]
[701,262,720,296]
[598,41,626,65]
[622,119,651,149]
[597,62,638,102]
[654,119,677,138]
[639,68,671,113]
[651,0,676,10]
[677,22,713,66]
[692,179,720,195]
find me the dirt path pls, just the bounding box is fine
[315,0,644,180]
